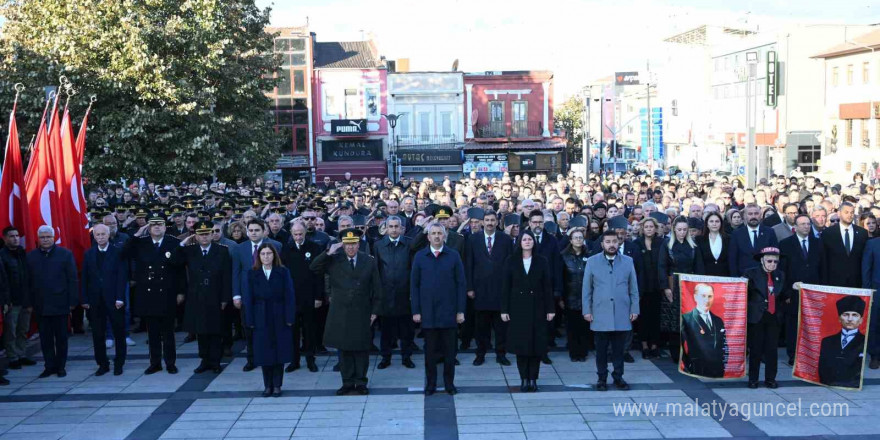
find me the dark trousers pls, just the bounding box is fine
[71,305,85,331]
[261,364,284,389]
[89,305,126,368]
[292,307,317,363]
[340,350,369,387]
[565,308,590,358]
[316,303,329,348]
[594,330,628,382]
[475,310,507,356]
[240,308,254,363]
[221,303,238,348]
[197,334,222,368]
[516,355,541,380]
[665,331,681,362]
[459,297,476,347]
[380,315,414,359]
[869,296,880,359]
[39,315,69,372]
[145,316,177,367]
[784,300,798,360]
[748,312,779,382]
[639,292,663,347]
[424,328,457,389]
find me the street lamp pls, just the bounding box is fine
[745,51,759,188]
[381,113,405,182]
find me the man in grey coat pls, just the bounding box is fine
[582,230,639,391]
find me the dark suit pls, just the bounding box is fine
[696,234,730,277]
[82,245,129,369]
[680,309,727,377]
[231,239,281,364]
[281,240,324,364]
[864,239,880,359]
[818,331,865,388]
[465,231,514,357]
[27,246,78,373]
[372,235,415,360]
[821,223,868,288]
[744,266,785,382]
[780,234,825,360]
[729,226,778,276]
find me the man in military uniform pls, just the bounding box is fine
[310,228,382,395]
[173,221,232,374]
[124,212,184,375]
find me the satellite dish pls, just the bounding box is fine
[452,59,459,71]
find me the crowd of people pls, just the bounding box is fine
[1,169,878,394]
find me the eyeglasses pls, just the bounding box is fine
[302,217,316,220]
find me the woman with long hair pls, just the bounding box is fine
[697,212,730,276]
[560,228,591,362]
[632,217,665,359]
[501,230,554,392]
[243,243,296,398]
[859,213,878,238]
[658,216,704,363]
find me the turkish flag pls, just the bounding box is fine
[57,107,89,267]
[24,96,65,251]
[73,105,90,211]
[0,102,30,248]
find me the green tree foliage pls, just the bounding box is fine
[0,0,282,183]
[554,95,585,166]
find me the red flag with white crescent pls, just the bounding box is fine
[57,107,89,267]
[24,95,65,251]
[0,101,30,247]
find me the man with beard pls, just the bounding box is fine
[729,204,778,276]
[302,207,331,249]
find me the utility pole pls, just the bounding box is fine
[746,51,758,188]
[582,88,590,179]
[646,60,652,173]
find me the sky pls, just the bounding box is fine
[259,0,878,100]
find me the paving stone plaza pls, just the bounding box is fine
[0,332,878,440]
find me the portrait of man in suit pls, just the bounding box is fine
[681,283,727,378]
[818,296,867,388]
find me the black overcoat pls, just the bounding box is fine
[501,255,554,356]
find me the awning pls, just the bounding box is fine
[463,138,566,151]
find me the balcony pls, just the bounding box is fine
[475,121,544,141]
[395,134,461,149]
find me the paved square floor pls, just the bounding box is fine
[1,331,880,439]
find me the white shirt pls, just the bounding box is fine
[485,232,496,249]
[839,223,853,251]
[98,245,109,253]
[200,244,211,254]
[263,267,272,280]
[841,328,858,348]
[747,226,760,246]
[699,310,713,330]
[152,237,164,247]
[250,240,263,253]
[523,256,532,274]
[708,233,722,260]
[796,234,810,253]
[430,245,444,256]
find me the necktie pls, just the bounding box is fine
[97,250,106,269]
[766,272,775,314]
[350,258,355,269]
[487,236,493,255]
[791,226,795,234]
[842,334,852,349]
[752,230,758,248]
[537,235,541,245]
[801,239,808,260]
[845,228,851,255]
[253,244,258,264]
[154,241,160,249]
[702,313,712,331]
[434,250,440,258]
[202,249,208,257]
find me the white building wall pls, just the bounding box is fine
[387,72,465,145]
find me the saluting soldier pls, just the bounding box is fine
[310,228,382,396]
[124,212,184,375]
[173,221,233,374]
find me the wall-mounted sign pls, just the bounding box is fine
[766,51,778,108]
[321,139,383,162]
[463,153,508,177]
[399,149,463,166]
[331,119,368,136]
[520,153,536,170]
[615,71,640,86]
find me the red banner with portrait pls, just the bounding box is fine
[793,284,873,391]
[678,274,748,379]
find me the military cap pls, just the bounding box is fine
[836,295,866,316]
[212,212,225,222]
[114,205,129,213]
[375,200,387,209]
[134,207,149,218]
[270,207,285,214]
[197,210,211,220]
[424,203,440,218]
[504,213,522,227]
[607,216,629,231]
[147,211,166,224]
[467,207,485,220]
[435,206,453,219]
[339,228,363,244]
[593,201,608,211]
[89,208,107,218]
[220,201,234,210]
[649,212,669,224]
[251,198,262,208]
[351,214,367,227]
[569,216,588,228]
[171,204,185,215]
[195,220,213,235]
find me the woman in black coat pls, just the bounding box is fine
[244,244,296,398]
[501,230,554,393]
[696,212,730,277]
[560,228,590,362]
[658,216,705,364]
[632,217,665,359]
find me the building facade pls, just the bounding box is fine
[387,72,466,180]
[312,41,389,180]
[463,71,564,178]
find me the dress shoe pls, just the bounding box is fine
[409,342,421,353]
[473,355,485,366]
[446,385,457,395]
[0,376,9,386]
[212,366,222,374]
[541,354,552,365]
[788,358,795,367]
[242,362,256,372]
[377,358,391,369]
[355,385,369,395]
[183,334,196,343]
[56,369,67,378]
[870,358,880,370]
[402,358,415,369]
[335,385,352,396]
[649,348,660,359]
[459,342,470,350]
[747,381,759,389]
[764,380,779,389]
[95,365,110,376]
[596,381,608,391]
[38,369,54,378]
[530,380,539,392]
[642,349,650,359]
[113,366,124,376]
[126,337,136,346]
[613,379,630,390]
[496,355,511,366]
[8,360,21,370]
[286,363,300,373]
[272,388,282,397]
[333,363,340,372]
[20,358,36,367]
[223,347,233,357]
[317,345,328,354]
[306,359,318,372]
[73,327,85,334]
[166,365,179,374]
[370,343,379,352]
[144,365,162,375]
[520,379,528,392]
[425,387,436,396]
[623,353,635,363]
[262,387,272,398]
[455,359,460,366]
[193,364,210,374]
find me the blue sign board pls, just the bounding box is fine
[639,107,663,162]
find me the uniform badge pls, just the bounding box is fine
[700,329,705,335]
[165,252,171,258]
[305,252,311,259]
[582,257,588,262]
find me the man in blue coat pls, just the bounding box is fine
[28,225,78,378]
[861,231,880,369]
[82,224,129,376]
[729,204,778,276]
[231,218,281,370]
[411,222,466,395]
